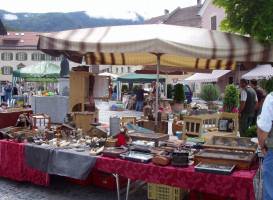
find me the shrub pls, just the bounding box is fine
[200,84,220,102]
[223,84,239,112]
[173,83,185,103]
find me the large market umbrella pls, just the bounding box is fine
[38,24,273,122]
[242,64,273,80]
[13,61,60,82]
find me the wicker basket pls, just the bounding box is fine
[148,183,187,200]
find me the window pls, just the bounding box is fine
[115,68,118,74]
[1,66,13,75]
[106,68,110,73]
[1,52,13,61]
[31,53,45,61]
[121,67,124,73]
[44,54,51,61]
[127,66,131,73]
[16,52,27,61]
[211,16,217,30]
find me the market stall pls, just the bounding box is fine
[33,24,273,199]
[13,62,70,123]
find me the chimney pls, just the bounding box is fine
[197,0,202,7]
[164,9,169,15]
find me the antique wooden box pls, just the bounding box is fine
[203,136,258,152]
[194,149,256,170]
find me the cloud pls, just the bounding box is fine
[85,10,140,21]
[4,14,18,20]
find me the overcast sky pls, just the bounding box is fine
[0,0,202,19]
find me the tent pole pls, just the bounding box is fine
[155,54,161,125]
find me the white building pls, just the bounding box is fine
[0,32,79,82]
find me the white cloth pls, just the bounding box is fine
[257,92,273,133]
[240,87,258,101]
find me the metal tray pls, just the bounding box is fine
[120,151,154,163]
[195,162,235,175]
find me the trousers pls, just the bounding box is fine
[263,149,273,200]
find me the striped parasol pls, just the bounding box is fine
[37,24,273,122]
[38,24,273,70]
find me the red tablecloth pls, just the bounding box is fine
[95,157,257,200]
[0,109,32,128]
[0,140,49,186]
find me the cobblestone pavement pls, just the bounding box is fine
[0,176,147,200]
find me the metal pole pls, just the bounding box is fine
[125,178,131,200]
[113,174,120,200]
[155,54,160,125]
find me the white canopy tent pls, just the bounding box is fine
[185,70,231,83]
[242,64,273,80]
[98,72,119,79]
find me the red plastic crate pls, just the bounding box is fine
[91,170,127,190]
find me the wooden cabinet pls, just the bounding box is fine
[69,71,92,112]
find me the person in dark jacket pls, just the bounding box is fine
[135,85,148,111]
[250,79,266,120]
[239,79,258,137]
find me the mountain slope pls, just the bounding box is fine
[0,10,145,32]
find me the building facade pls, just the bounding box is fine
[0,32,80,82]
[145,0,202,28]
[198,0,225,30]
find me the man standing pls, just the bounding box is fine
[250,79,267,118]
[135,85,147,111]
[239,79,258,137]
[4,81,12,102]
[257,92,273,200]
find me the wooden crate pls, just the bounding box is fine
[73,111,98,133]
[30,114,51,129]
[138,120,168,134]
[148,183,187,200]
[120,116,137,126]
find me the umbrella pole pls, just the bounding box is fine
[155,54,161,125]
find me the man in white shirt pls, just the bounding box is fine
[257,92,273,200]
[239,79,258,137]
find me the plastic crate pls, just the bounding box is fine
[148,183,187,200]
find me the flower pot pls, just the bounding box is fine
[172,102,184,113]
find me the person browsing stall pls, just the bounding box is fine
[257,92,273,200]
[239,79,258,137]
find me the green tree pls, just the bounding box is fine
[200,84,220,102]
[213,0,273,42]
